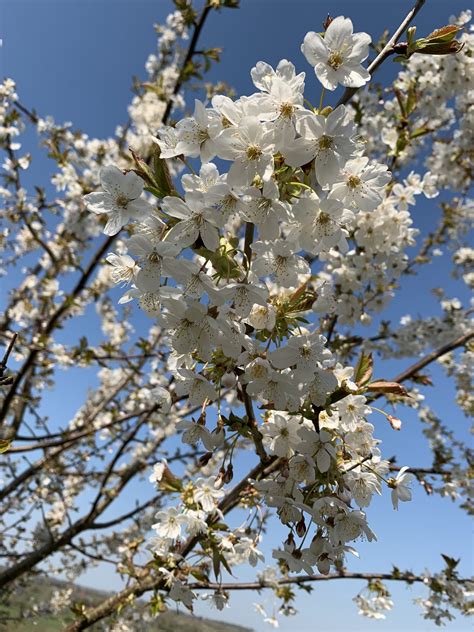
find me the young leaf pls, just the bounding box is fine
[355,352,373,386]
[367,381,408,396]
[0,439,11,454]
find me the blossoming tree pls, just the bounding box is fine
[0,0,473,629]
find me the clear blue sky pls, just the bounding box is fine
[1,1,472,630]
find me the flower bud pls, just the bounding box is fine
[221,372,236,388]
[198,451,213,467]
[214,469,225,489]
[224,463,234,483]
[285,532,295,550]
[296,517,306,537]
[387,414,402,431]
[323,15,334,31]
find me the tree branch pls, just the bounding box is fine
[188,569,473,590]
[392,330,473,386]
[161,3,213,125]
[337,0,426,106]
[61,458,282,631]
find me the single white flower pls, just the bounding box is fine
[152,507,187,539]
[269,333,333,375]
[298,427,337,473]
[83,166,152,235]
[106,253,139,286]
[216,116,275,187]
[251,239,310,287]
[241,179,289,240]
[162,195,221,251]
[193,476,225,512]
[158,100,222,162]
[389,466,415,510]
[175,369,218,407]
[302,17,371,90]
[261,412,302,457]
[214,282,268,318]
[328,156,391,211]
[149,459,168,486]
[283,107,356,185]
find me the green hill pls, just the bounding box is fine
[0,574,253,632]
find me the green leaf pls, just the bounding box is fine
[354,352,373,386]
[410,125,432,139]
[195,246,241,280]
[406,85,417,116]
[212,547,221,580]
[129,148,156,187]
[229,411,243,425]
[441,554,460,571]
[0,440,11,454]
[366,380,408,396]
[219,552,234,576]
[411,25,463,56]
[190,569,209,582]
[425,25,462,44]
[152,146,176,197]
[144,185,166,199]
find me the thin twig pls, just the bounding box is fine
[188,570,473,590]
[162,4,213,125]
[337,0,426,106]
[0,333,18,370]
[392,330,473,385]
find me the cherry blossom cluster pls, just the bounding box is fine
[84,15,418,598]
[2,1,471,629]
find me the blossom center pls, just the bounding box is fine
[257,197,272,211]
[275,254,289,269]
[318,212,331,225]
[252,364,267,378]
[328,51,344,70]
[198,128,210,143]
[218,194,237,213]
[116,194,129,208]
[247,145,263,160]
[347,175,362,189]
[318,135,333,150]
[280,102,295,118]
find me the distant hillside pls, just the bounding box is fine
[0,574,253,632]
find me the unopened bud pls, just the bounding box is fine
[387,414,402,430]
[296,517,306,538]
[214,469,225,489]
[221,372,236,388]
[420,479,433,495]
[198,451,213,467]
[317,554,331,575]
[224,463,234,483]
[285,532,295,549]
[323,15,333,30]
[310,534,324,556]
[319,106,333,117]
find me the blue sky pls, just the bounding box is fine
[1,1,473,630]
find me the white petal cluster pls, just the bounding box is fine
[79,10,474,607]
